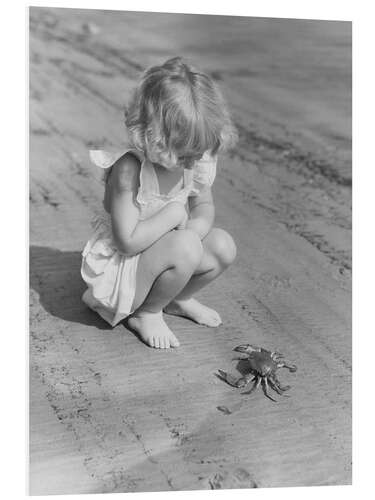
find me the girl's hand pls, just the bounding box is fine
[175,207,188,230]
[186,187,215,239]
[168,201,188,230]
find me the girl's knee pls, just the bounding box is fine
[169,229,203,269]
[207,228,237,268]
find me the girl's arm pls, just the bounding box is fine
[109,154,186,256]
[186,187,215,240]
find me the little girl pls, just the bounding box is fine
[81,57,238,349]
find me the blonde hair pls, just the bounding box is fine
[125,57,237,166]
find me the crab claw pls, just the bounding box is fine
[216,369,238,387]
[217,369,228,380]
[233,344,261,354]
[277,362,297,373]
[216,370,250,388]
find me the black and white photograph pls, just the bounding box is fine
[28,5,352,495]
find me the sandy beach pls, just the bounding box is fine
[29,7,351,494]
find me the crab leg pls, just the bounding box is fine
[267,377,284,395]
[271,352,284,361]
[261,377,277,402]
[270,374,291,392]
[268,375,290,397]
[241,375,261,395]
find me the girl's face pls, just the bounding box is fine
[176,152,203,170]
[151,150,203,171]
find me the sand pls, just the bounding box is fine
[29,7,352,494]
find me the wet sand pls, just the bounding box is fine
[29,7,351,494]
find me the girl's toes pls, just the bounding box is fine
[170,334,180,348]
[212,312,222,325]
[154,337,160,348]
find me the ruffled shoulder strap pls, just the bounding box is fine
[190,151,217,195]
[88,146,144,185]
[89,147,143,170]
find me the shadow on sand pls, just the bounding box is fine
[30,245,111,330]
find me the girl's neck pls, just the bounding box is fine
[153,161,184,173]
[152,162,185,196]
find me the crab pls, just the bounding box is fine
[217,344,297,410]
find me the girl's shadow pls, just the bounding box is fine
[30,245,111,330]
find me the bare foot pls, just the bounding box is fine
[127,311,180,349]
[164,298,222,327]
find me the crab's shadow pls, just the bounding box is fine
[215,358,251,386]
[234,358,252,375]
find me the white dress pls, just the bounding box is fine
[81,147,217,326]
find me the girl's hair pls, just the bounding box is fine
[124,57,237,165]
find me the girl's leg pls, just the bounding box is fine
[127,229,203,348]
[164,228,237,326]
